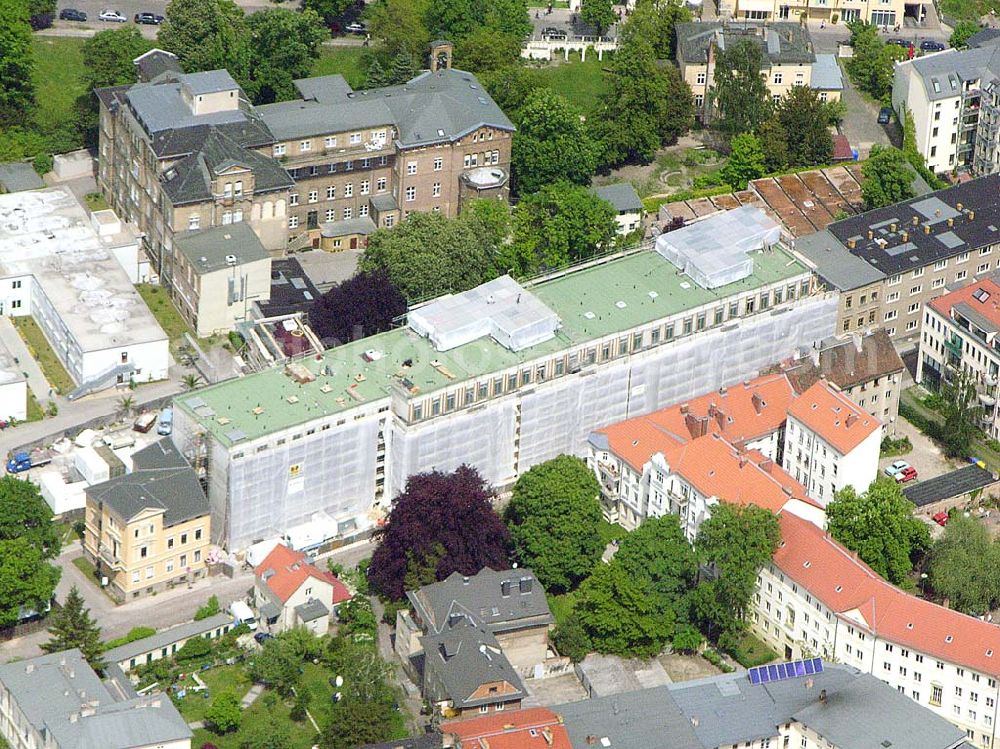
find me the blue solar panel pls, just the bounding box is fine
[748,659,824,685]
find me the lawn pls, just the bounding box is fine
[84,192,109,212]
[311,46,367,89]
[174,665,253,723]
[72,555,99,583]
[724,631,778,668]
[135,284,194,346]
[30,37,87,154]
[534,54,610,116]
[598,519,627,546]
[12,317,75,396]
[25,390,44,422]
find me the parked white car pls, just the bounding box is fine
[883,460,911,479]
[98,9,127,22]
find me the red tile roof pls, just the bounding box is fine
[255,544,352,604]
[786,379,880,455]
[929,276,1000,331]
[776,512,1000,677]
[443,707,571,749]
[597,373,796,472]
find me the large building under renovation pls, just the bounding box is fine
[172,207,839,549]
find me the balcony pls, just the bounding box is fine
[97,543,124,571]
[944,335,964,357]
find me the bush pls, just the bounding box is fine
[880,435,912,457]
[204,691,242,734]
[551,614,592,663]
[105,626,157,650]
[32,153,53,177]
[195,595,221,621]
[339,595,377,638]
[175,635,213,663]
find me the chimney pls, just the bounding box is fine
[901,230,909,242]
[760,458,774,471]
[743,379,751,389]
[957,202,964,211]
[586,737,598,745]
[810,343,821,367]
[501,580,511,597]
[739,455,748,468]
[680,403,689,414]
[867,229,874,240]
[852,332,863,352]
[970,209,976,220]
[719,385,727,396]
[846,413,858,428]
[69,713,78,724]
[685,412,707,438]
[752,392,764,414]
[25,663,34,674]
[819,689,828,703]
[890,222,897,232]
[542,727,554,746]
[924,224,931,234]
[911,215,919,226]
[948,217,955,227]
[847,238,857,249]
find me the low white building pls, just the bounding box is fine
[0,188,169,397]
[591,183,643,236]
[753,511,1000,749]
[783,379,882,506]
[0,336,25,422]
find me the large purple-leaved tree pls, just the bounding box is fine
[308,270,407,345]
[367,466,511,600]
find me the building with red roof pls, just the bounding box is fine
[442,708,571,749]
[753,511,1000,746]
[252,543,351,636]
[918,275,1000,441]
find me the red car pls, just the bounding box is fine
[933,511,949,526]
[897,466,918,482]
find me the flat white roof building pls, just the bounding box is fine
[0,188,168,397]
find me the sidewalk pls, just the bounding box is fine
[0,317,52,406]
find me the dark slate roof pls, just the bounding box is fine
[903,464,997,507]
[407,568,553,636]
[294,74,353,102]
[592,183,642,213]
[676,21,815,65]
[781,329,905,392]
[420,617,525,708]
[258,68,514,147]
[320,216,377,237]
[968,27,1000,48]
[357,736,441,749]
[183,70,241,95]
[558,686,703,749]
[255,257,321,318]
[0,650,191,749]
[85,447,208,527]
[0,162,44,192]
[160,127,292,206]
[103,613,232,664]
[294,597,329,622]
[904,45,1000,101]
[133,49,181,83]
[131,437,189,471]
[174,222,269,275]
[825,174,1000,277]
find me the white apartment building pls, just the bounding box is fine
[753,511,1000,748]
[917,275,1000,439]
[587,372,829,537]
[784,380,882,506]
[173,208,840,550]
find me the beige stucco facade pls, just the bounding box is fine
[725,0,910,25]
[172,254,272,338]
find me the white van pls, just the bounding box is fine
[230,600,258,630]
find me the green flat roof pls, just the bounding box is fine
[177,246,808,447]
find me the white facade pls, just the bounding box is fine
[783,413,882,505]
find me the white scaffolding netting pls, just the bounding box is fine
[408,275,560,352]
[655,205,781,289]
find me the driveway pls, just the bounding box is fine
[838,63,894,157]
[879,416,958,483]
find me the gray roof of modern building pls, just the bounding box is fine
[810,53,844,90]
[320,216,378,237]
[294,598,330,622]
[902,45,1000,101]
[85,443,208,527]
[420,617,525,708]
[182,69,242,96]
[103,613,233,665]
[174,222,270,275]
[160,126,293,206]
[824,174,1000,277]
[0,649,192,749]
[592,183,642,213]
[258,68,514,147]
[792,229,886,291]
[968,27,1000,48]
[407,568,553,636]
[0,162,44,193]
[675,21,815,65]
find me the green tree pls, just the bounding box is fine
[695,504,780,637]
[42,586,104,668]
[710,39,771,136]
[158,0,249,77]
[581,0,616,35]
[504,455,604,593]
[507,182,618,276]
[237,718,291,749]
[928,515,1000,614]
[0,475,60,558]
[619,0,691,59]
[205,690,242,734]
[0,0,35,128]
[671,623,703,653]
[845,22,905,101]
[771,86,833,167]
[576,561,674,657]
[323,697,398,749]
[478,66,541,124]
[247,637,301,696]
[950,20,980,49]
[365,57,390,88]
[613,514,697,617]
[551,614,592,662]
[826,479,930,586]
[359,211,496,300]
[426,0,476,39]
[76,28,153,145]
[243,8,328,104]
[480,0,532,39]
[368,0,431,63]
[388,51,417,85]
[940,368,982,458]
[453,28,523,73]
[194,594,221,620]
[511,89,598,195]
[326,639,395,702]
[302,0,351,25]
[0,539,61,629]
[720,133,767,190]
[593,36,693,167]
[758,117,790,173]
[861,145,915,209]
